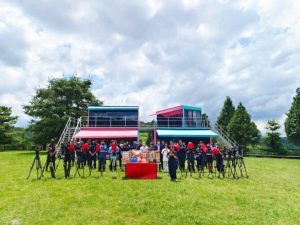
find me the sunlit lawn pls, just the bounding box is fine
[0,151,299,225]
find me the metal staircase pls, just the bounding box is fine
[212,122,239,149]
[56,117,81,156]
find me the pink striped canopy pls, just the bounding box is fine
[74,128,138,139]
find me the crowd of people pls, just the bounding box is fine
[45,139,230,181]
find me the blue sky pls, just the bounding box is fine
[0,0,300,135]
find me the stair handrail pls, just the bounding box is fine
[214,122,239,148]
[72,117,82,140]
[56,117,71,155]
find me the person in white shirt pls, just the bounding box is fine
[139,141,149,152]
[161,144,170,172]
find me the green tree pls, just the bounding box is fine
[0,106,18,144]
[217,96,235,131]
[11,127,34,148]
[264,120,282,153]
[227,102,259,147]
[249,122,261,149]
[201,113,210,127]
[23,76,102,146]
[285,88,300,144]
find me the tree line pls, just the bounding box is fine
[216,88,300,153]
[0,77,299,152]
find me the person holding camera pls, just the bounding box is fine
[213,145,224,178]
[81,141,89,167]
[75,141,83,168]
[45,139,56,172]
[195,143,202,172]
[47,139,56,178]
[177,141,186,173]
[63,140,72,178]
[69,140,75,166]
[186,141,195,173]
[88,141,97,169]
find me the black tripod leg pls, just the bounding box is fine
[74,161,81,177]
[50,159,56,179]
[39,161,47,180]
[233,161,239,179]
[55,158,60,172]
[242,159,249,178]
[27,158,36,180]
[37,158,43,178]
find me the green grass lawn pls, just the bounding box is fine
[0,151,299,225]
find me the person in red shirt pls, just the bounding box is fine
[186,141,195,174]
[173,143,180,152]
[81,141,90,167]
[69,141,75,166]
[95,141,100,153]
[213,145,224,178]
[201,142,208,154]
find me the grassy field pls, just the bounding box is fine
[0,151,299,225]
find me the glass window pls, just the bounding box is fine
[88,110,138,127]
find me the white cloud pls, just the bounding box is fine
[0,0,299,137]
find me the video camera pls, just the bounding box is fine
[35,145,41,158]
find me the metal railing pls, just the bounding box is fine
[72,117,81,138]
[213,123,239,148]
[81,116,139,128]
[80,116,211,128]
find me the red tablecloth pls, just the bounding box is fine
[125,163,157,179]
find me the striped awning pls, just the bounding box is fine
[157,129,218,138]
[74,128,138,139]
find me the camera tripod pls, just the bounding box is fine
[224,152,239,179]
[39,156,56,179]
[63,158,72,179]
[26,150,43,180]
[237,156,249,178]
[74,160,85,177]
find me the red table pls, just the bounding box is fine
[125,163,157,179]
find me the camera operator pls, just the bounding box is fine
[81,140,89,167]
[195,143,202,172]
[186,141,195,173]
[63,140,72,178]
[69,140,75,166]
[75,141,83,168]
[47,139,56,178]
[177,141,186,172]
[88,141,97,169]
[45,139,56,172]
[213,145,224,178]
